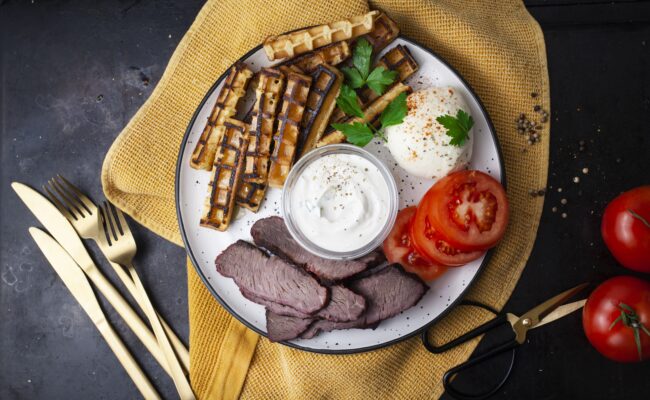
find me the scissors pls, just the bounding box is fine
[421,283,588,400]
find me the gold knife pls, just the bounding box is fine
[12,182,173,377]
[29,227,160,400]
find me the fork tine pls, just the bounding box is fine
[43,185,77,220]
[97,203,112,245]
[49,178,85,217]
[56,175,96,213]
[52,176,90,215]
[110,203,130,236]
[102,201,119,241]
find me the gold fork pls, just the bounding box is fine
[100,201,195,399]
[43,176,190,372]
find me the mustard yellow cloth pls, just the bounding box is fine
[101,0,550,398]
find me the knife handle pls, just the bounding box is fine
[95,316,161,400]
[83,265,173,378]
[104,257,190,372]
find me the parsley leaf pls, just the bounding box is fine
[436,109,474,146]
[335,85,364,119]
[366,67,398,96]
[331,122,374,147]
[352,38,373,80]
[341,67,365,89]
[379,92,407,129]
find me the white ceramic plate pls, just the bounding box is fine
[176,36,504,353]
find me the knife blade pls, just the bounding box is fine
[29,227,160,399]
[12,182,94,268]
[29,227,104,324]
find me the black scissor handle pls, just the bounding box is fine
[421,301,517,400]
[443,340,518,400]
[422,313,510,353]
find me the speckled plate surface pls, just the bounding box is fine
[176,36,504,354]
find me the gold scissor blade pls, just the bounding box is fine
[518,283,589,329]
[532,299,586,329]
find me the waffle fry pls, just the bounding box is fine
[278,41,350,74]
[357,12,399,53]
[236,68,285,211]
[263,11,378,61]
[299,64,343,158]
[330,44,419,123]
[190,63,253,170]
[200,119,249,231]
[317,82,411,147]
[268,71,313,188]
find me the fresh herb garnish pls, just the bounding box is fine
[341,38,397,95]
[331,122,374,147]
[436,109,474,147]
[331,92,407,147]
[335,85,364,118]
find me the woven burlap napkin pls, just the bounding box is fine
[101,0,549,398]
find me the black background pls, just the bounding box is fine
[1,1,649,399]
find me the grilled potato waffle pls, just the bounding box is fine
[278,41,350,74]
[317,82,411,147]
[330,44,418,124]
[298,64,343,158]
[190,63,253,170]
[263,11,378,61]
[357,12,399,53]
[236,68,285,211]
[200,119,249,231]
[268,71,313,188]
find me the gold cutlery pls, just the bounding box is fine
[29,227,160,400]
[100,201,195,399]
[42,175,190,372]
[11,182,173,377]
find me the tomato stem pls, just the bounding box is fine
[609,302,649,361]
[628,209,650,228]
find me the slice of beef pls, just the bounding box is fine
[251,216,385,282]
[348,264,428,326]
[245,285,365,322]
[266,310,313,342]
[216,240,328,314]
[241,288,311,318]
[317,285,366,322]
[300,264,428,338]
[300,319,366,339]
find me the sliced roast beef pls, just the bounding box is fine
[244,285,366,322]
[348,264,428,326]
[317,285,366,322]
[266,311,313,342]
[251,216,386,282]
[241,289,311,318]
[300,264,428,339]
[215,240,328,314]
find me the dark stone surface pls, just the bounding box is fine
[0,1,648,399]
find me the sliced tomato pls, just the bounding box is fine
[383,207,448,281]
[410,206,485,266]
[416,170,509,251]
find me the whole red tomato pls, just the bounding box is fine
[583,276,650,362]
[601,186,650,273]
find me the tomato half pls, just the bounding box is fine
[583,276,650,362]
[416,170,509,251]
[601,186,650,273]
[410,195,485,266]
[383,207,447,281]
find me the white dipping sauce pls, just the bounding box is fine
[289,153,390,252]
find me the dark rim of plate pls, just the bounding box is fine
[175,35,506,354]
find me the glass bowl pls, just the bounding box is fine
[281,144,398,260]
